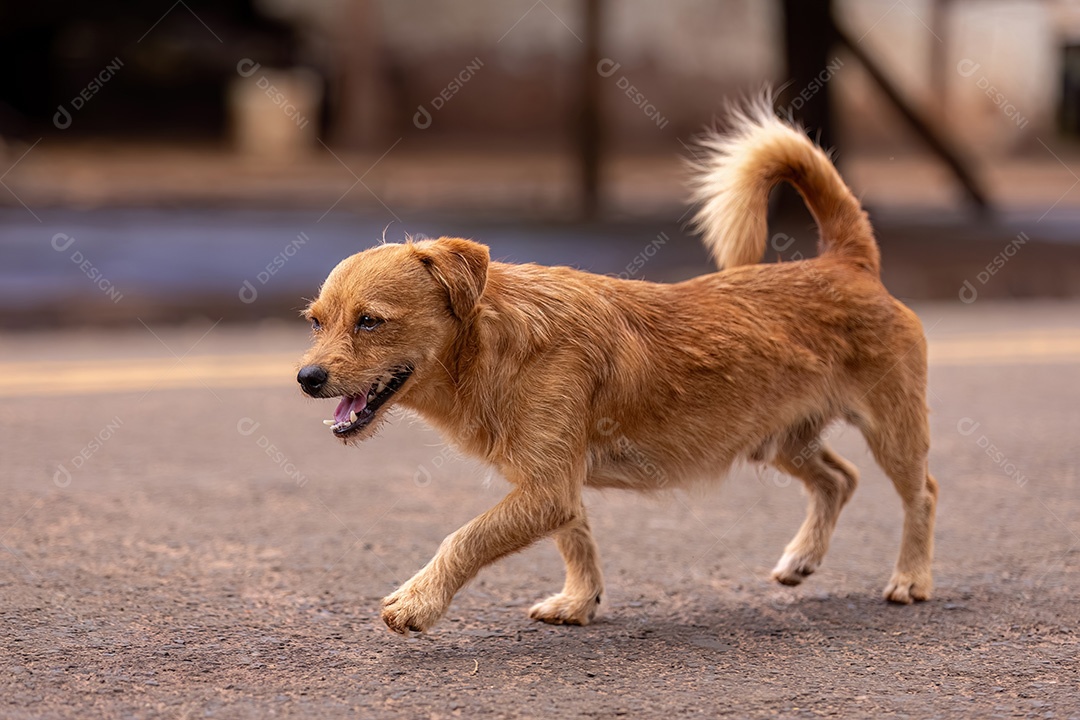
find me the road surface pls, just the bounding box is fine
[1,301,1079,718]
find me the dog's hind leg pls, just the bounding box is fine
[857,393,938,604]
[528,504,605,625]
[770,443,859,586]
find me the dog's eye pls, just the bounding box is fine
[356,315,383,332]
[310,317,322,331]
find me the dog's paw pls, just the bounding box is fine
[381,585,448,634]
[528,592,601,626]
[883,572,932,604]
[771,551,819,586]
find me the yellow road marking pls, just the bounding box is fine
[0,329,1077,398]
[928,330,1080,366]
[0,353,299,398]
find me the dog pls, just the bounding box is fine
[297,99,938,634]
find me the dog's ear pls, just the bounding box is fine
[414,237,490,320]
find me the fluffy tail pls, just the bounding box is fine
[689,95,880,274]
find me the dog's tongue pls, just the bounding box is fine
[334,394,368,424]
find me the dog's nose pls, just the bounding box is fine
[297,365,329,395]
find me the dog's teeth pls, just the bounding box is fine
[350,411,358,423]
[376,380,386,393]
[323,419,334,426]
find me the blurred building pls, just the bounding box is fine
[0,0,1074,157]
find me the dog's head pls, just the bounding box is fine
[297,237,489,442]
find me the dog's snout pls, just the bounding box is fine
[298,364,329,395]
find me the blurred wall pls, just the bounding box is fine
[0,0,1070,156]
[838,0,1060,154]
[294,0,1065,156]
[268,0,780,149]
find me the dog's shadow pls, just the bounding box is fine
[383,590,965,669]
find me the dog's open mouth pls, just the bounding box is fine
[323,366,414,437]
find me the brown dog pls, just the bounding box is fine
[297,100,937,634]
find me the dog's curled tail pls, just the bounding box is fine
[689,96,880,275]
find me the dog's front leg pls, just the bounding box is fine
[528,505,604,625]
[381,485,578,634]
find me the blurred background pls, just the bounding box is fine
[2,0,1080,327]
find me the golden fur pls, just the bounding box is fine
[298,100,938,634]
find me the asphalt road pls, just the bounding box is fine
[1,301,1079,718]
